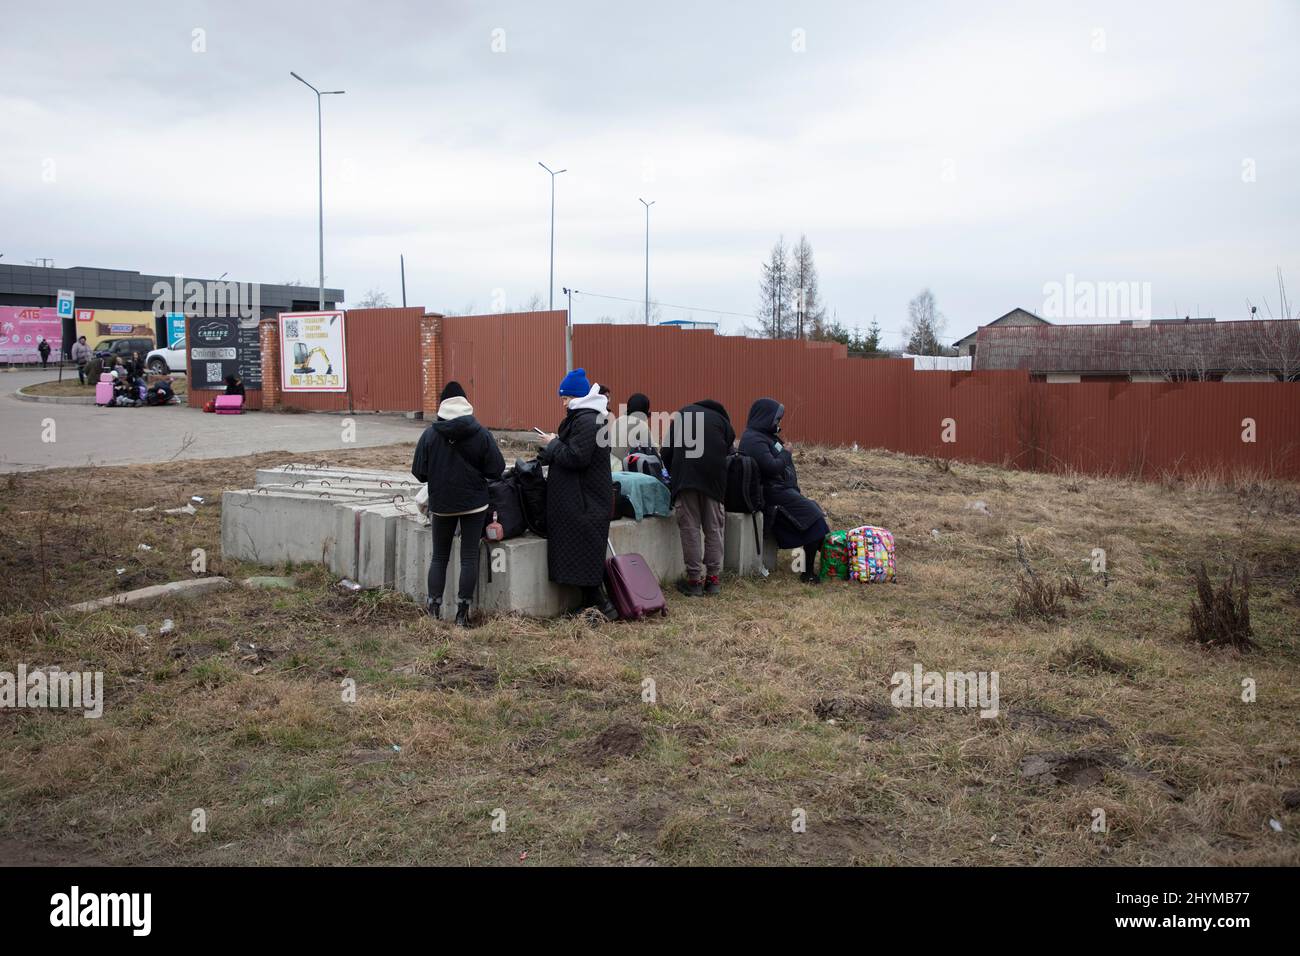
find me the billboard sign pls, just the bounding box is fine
[189,316,262,391]
[0,306,63,363]
[280,311,347,392]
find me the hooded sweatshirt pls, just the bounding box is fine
[661,399,734,503]
[411,396,506,517]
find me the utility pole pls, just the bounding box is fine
[539,163,566,309]
[400,254,407,307]
[290,71,345,310]
[639,198,654,325]
[561,286,575,372]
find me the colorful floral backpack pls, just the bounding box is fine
[847,525,897,583]
[819,530,852,581]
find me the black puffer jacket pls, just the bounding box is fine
[539,405,612,587]
[738,398,825,544]
[661,399,735,503]
[411,410,506,515]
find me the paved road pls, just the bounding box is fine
[0,370,427,472]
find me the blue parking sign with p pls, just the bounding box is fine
[56,289,75,318]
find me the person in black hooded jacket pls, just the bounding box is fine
[411,380,506,626]
[738,397,829,584]
[662,399,734,596]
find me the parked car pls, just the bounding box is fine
[145,344,187,374]
[93,337,156,363]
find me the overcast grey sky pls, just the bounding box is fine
[2,0,1297,343]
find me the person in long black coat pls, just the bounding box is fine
[537,369,617,618]
[738,397,829,583]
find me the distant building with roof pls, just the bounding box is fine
[972,317,1300,382]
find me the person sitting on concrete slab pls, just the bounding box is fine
[739,397,830,585]
[411,380,506,627]
[537,369,618,620]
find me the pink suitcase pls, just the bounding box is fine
[215,395,244,414]
[604,542,667,620]
[95,381,113,405]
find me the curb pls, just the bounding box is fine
[14,386,95,405]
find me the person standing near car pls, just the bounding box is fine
[71,336,91,385]
[411,380,506,628]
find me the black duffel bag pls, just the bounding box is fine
[483,476,527,540]
[513,458,548,537]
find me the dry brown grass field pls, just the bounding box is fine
[1,438,1297,865]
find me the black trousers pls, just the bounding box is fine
[428,510,488,604]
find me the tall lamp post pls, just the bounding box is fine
[290,71,345,310]
[539,162,566,310]
[639,197,654,324]
[561,286,575,372]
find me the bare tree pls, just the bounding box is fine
[791,235,828,339]
[355,289,392,308]
[757,236,793,338]
[904,289,947,355]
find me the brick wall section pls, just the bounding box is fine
[260,317,281,409]
[419,312,444,419]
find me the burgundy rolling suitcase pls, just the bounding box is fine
[604,541,667,620]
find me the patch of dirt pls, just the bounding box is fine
[169,641,222,662]
[1048,638,1135,677]
[1007,706,1113,735]
[1281,789,1300,810]
[579,721,645,765]
[814,695,894,723]
[1020,748,1122,787]
[427,658,498,691]
[1020,748,1181,798]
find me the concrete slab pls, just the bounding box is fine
[255,464,417,489]
[221,488,354,566]
[723,511,768,575]
[63,576,232,613]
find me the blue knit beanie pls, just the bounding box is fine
[558,367,591,397]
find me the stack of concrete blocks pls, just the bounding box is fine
[222,464,776,618]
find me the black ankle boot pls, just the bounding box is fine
[454,601,471,627]
[426,598,442,618]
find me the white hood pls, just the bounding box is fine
[567,383,608,416]
[437,396,474,420]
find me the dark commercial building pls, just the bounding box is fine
[0,262,344,357]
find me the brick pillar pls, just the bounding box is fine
[260,317,281,409]
[419,312,444,419]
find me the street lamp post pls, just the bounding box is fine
[639,197,654,325]
[290,71,345,310]
[539,163,566,310]
[561,286,575,372]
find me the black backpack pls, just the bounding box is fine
[624,449,667,482]
[514,458,548,537]
[724,453,764,513]
[483,477,526,540]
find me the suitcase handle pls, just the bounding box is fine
[606,538,617,558]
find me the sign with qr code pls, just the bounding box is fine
[279,311,347,392]
[187,316,262,391]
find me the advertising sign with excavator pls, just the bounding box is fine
[279,310,347,392]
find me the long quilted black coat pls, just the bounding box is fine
[738,398,828,549]
[538,406,612,586]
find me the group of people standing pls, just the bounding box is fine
[411,367,827,627]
